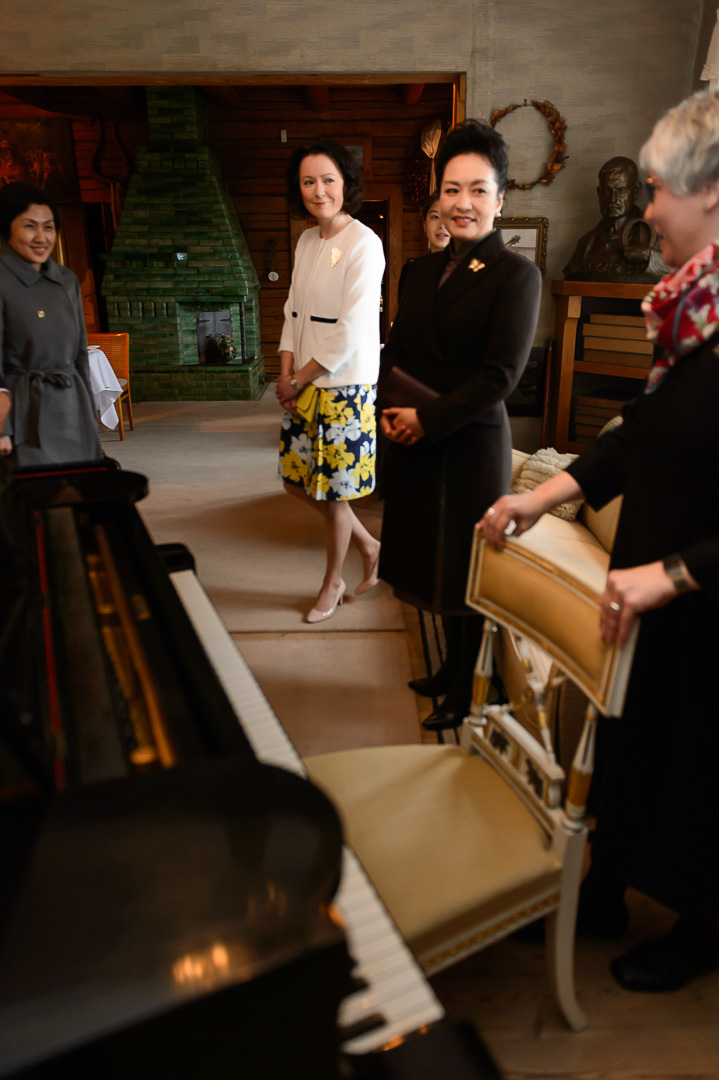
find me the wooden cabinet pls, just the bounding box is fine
[547,280,650,452]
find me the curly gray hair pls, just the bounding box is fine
[640,89,719,195]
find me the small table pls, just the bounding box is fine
[88,347,123,430]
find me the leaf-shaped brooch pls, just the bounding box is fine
[330,247,342,268]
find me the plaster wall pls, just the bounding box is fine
[1,0,706,338]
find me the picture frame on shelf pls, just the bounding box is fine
[494,216,548,275]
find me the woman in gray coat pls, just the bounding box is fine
[0,182,101,466]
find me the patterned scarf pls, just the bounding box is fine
[642,240,719,393]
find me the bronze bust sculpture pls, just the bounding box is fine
[564,156,668,282]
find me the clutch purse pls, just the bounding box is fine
[295,383,320,422]
[377,366,439,410]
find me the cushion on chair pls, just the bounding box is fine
[306,744,562,968]
[581,494,622,552]
[512,448,582,521]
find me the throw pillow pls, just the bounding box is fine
[512,447,583,521]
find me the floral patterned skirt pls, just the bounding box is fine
[279,384,376,501]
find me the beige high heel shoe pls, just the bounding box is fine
[305,579,346,624]
[354,546,380,596]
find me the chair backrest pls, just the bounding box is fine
[467,534,638,718]
[86,333,129,384]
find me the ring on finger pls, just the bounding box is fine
[609,600,622,613]
[486,507,496,517]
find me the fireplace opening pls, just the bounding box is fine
[197,308,232,364]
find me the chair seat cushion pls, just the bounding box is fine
[306,744,561,965]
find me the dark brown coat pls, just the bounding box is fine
[378,230,541,613]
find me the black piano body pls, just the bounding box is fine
[0,461,501,1080]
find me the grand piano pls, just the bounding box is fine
[0,460,500,1079]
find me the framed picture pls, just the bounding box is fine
[0,119,80,201]
[339,136,372,180]
[494,216,548,275]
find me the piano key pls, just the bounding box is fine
[170,569,445,1054]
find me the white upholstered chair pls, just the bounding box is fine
[306,527,637,1032]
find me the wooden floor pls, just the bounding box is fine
[432,890,719,1078]
[401,608,719,1078]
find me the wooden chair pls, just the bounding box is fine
[306,535,638,1032]
[86,333,133,440]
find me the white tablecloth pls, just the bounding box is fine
[87,347,123,429]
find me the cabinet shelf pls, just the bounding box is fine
[548,280,651,451]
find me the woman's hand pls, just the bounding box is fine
[478,491,547,548]
[480,470,584,549]
[275,374,297,407]
[0,435,12,457]
[600,560,697,647]
[380,407,424,445]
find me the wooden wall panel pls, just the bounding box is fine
[1,83,454,377]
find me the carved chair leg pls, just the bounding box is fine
[545,832,588,1032]
[469,617,497,718]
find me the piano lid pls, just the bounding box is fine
[0,757,348,1075]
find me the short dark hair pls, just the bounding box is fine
[285,139,364,218]
[0,182,60,241]
[421,191,440,219]
[435,120,509,193]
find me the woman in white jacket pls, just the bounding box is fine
[276,140,385,623]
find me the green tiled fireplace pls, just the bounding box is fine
[102,87,263,401]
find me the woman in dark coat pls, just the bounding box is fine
[481,88,719,993]
[378,120,541,730]
[0,182,100,466]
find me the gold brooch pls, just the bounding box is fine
[37,310,46,318]
[468,259,485,273]
[330,247,342,268]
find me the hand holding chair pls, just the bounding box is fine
[86,333,133,440]
[306,529,638,1032]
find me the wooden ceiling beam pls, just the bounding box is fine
[305,85,330,113]
[203,85,242,109]
[401,83,425,106]
[0,73,458,87]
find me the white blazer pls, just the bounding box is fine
[279,218,385,388]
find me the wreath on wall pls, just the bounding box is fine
[490,99,568,190]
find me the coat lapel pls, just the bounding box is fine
[410,250,447,361]
[434,230,507,313]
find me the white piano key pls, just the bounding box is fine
[170,569,445,1053]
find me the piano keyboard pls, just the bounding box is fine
[170,570,445,1055]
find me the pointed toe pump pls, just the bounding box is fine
[305,580,346,624]
[355,547,380,596]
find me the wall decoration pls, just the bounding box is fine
[490,100,568,190]
[339,136,372,179]
[0,119,80,200]
[495,216,548,274]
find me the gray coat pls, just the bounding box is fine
[0,246,101,466]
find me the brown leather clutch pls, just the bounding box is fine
[377,366,439,410]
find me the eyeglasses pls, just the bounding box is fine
[644,178,656,203]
